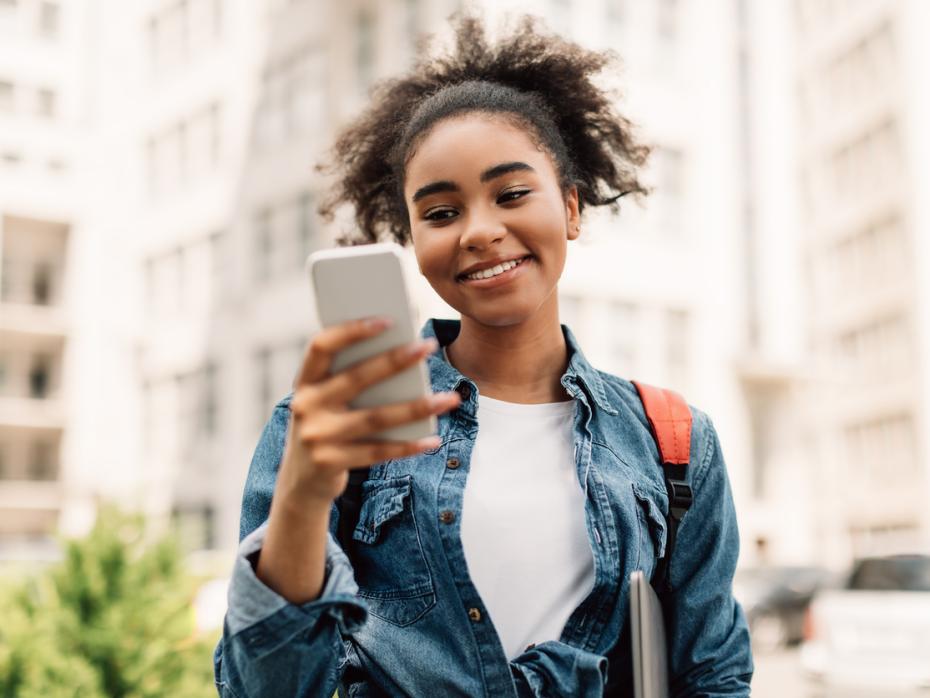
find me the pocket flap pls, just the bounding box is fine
[632,484,669,560]
[352,478,412,545]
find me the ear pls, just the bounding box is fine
[565,186,581,240]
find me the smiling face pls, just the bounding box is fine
[404,113,580,328]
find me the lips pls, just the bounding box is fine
[457,255,533,287]
[457,255,533,281]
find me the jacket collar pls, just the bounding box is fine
[421,317,618,416]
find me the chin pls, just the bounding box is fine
[460,300,542,328]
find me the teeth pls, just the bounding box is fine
[465,257,525,281]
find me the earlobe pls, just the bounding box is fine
[565,186,581,240]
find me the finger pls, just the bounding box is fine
[326,392,461,442]
[309,436,442,470]
[297,316,393,386]
[317,336,438,404]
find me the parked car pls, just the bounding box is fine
[732,565,834,651]
[801,554,930,693]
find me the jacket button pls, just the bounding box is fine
[456,385,471,400]
[446,457,460,469]
[468,607,481,622]
[439,510,456,524]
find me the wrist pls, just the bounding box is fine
[271,481,334,524]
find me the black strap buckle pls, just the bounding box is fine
[666,478,693,520]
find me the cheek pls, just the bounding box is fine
[413,238,453,282]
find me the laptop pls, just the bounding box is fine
[629,570,669,698]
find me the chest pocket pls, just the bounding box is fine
[632,483,668,579]
[350,475,436,626]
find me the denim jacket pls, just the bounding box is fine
[214,318,753,697]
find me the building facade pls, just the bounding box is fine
[793,0,930,565]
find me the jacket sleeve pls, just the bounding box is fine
[666,410,754,697]
[213,395,368,698]
[510,641,609,697]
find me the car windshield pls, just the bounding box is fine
[847,556,930,591]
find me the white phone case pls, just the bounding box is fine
[307,242,436,441]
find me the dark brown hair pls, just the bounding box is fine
[317,13,651,246]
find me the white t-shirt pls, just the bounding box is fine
[448,350,596,660]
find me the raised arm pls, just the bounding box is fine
[213,317,460,697]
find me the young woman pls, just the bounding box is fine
[214,15,753,698]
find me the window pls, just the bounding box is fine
[187,103,221,179]
[650,147,685,231]
[255,347,272,425]
[666,308,690,386]
[609,301,637,373]
[176,121,188,184]
[147,16,159,73]
[254,209,273,283]
[356,10,375,95]
[0,80,12,113]
[36,88,55,118]
[606,0,625,28]
[38,1,59,37]
[657,0,679,40]
[29,440,56,480]
[298,192,316,263]
[208,102,221,166]
[209,229,226,291]
[173,503,216,551]
[29,354,51,398]
[32,261,52,304]
[559,294,582,331]
[549,0,571,34]
[256,51,324,150]
[201,362,217,437]
[405,0,420,45]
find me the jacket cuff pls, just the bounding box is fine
[225,519,367,638]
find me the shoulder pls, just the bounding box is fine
[592,370,719,486]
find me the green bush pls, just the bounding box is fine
[0,507,220,698]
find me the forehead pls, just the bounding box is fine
[404,114,555,190]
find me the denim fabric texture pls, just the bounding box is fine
[214,318,754,697]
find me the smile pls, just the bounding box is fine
[459,256,532,285]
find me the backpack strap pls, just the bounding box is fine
[631,380,694,595]
[336,467,370,557]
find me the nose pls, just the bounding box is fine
[458,205,506,252]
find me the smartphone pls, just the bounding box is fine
[306,242,436,441]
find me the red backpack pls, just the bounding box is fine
[631,381,694,594]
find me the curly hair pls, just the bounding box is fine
[317,12,651,246]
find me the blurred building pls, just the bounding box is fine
[0,0,93,562]
[0,0,795,562]
[792,0,930,565]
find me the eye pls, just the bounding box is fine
[498,189,530,204]
[424,208,457,222]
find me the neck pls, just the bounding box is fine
[445,302,571,404]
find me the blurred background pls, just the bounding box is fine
[1,0,929,695]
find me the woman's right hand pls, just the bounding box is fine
[277,316,461,506]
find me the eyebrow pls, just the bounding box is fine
[411,161,536,203]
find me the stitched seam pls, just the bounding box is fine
[693,412,717,492]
